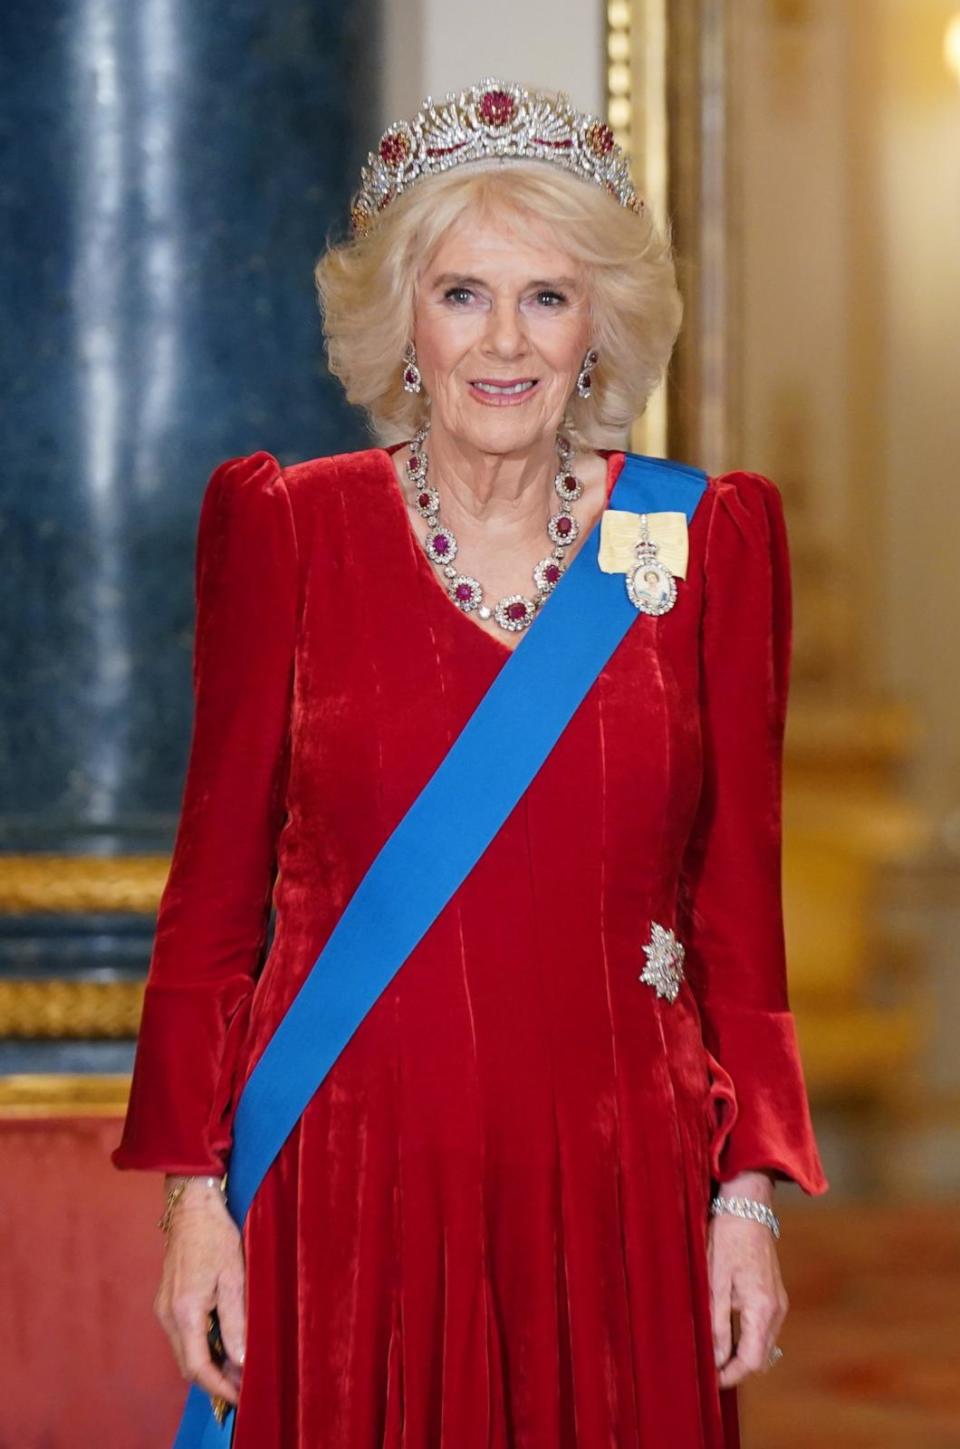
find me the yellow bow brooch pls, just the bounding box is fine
[597,509,687,615]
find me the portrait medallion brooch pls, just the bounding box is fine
[626,513,677,616]
[639,922,686,1003]
[597,508,684,617]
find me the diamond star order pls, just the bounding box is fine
[639,922,685,1003]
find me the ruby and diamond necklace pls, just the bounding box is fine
[404,418,585,633]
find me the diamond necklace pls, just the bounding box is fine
[404,419,585,633]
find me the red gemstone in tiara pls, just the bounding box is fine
[586,121,615,157]
[478,89,517,127]
[379,131,411,168]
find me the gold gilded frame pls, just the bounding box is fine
[607,0,742,473]
[607,0,669,458]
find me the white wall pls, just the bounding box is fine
[380,0,605,134]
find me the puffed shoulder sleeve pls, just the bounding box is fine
[111,451,299,1175]
[677,471,829,1195]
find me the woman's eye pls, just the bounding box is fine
[536,290,566,306]
[443,286,474,304]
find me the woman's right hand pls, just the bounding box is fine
[154,1176,247,1406]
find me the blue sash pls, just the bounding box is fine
[174,452,708,1447]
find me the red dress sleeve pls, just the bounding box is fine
[111,451,299,1175]
[678,471,829,1196]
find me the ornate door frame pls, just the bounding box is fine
[608,0,742,473]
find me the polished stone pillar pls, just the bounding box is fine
[0,0,380,849]
[0,0,380,1073]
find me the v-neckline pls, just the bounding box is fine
[374,444,625,659]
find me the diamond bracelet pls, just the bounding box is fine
[709,1194,781,1240]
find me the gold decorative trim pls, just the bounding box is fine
[609,0,670,460]
[612,1,743,472]
[0,980,144,1038]
[0,854,169,913]
[606,1,634,153]
[0,1073,131,1116]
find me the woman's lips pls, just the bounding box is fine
[467,378,540,406]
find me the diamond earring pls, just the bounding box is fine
[576,348,599,399]
[402,342,422,394]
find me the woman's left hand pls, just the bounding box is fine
[707,1170,789,1388]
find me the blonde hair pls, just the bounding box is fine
[313,160,683,450]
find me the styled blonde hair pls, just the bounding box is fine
[313,160,683,450]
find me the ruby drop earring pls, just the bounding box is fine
[576,348,599,399]
[402,342,422,394]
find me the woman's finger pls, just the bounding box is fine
[215,1266,247,1369]
[154,1295,188,1379]
[178,1308,240,1404]
[708,1260,733,1370]
[717,1293,779,1387]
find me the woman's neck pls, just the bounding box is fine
[428,427,559,514]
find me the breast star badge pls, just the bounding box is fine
[639,922,686,1003]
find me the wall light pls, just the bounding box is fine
[945,13,960,85]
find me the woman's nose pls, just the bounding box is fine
[483,300,527,356]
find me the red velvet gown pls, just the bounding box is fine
[112,443,828,1449]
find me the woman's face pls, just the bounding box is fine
[412,208,593,457]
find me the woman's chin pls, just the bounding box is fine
[453,401,556,452]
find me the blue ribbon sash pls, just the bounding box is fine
[173,452,708,1447]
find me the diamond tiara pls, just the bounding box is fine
[349,76,644,237]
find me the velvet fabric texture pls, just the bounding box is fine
[112,444,828,1448]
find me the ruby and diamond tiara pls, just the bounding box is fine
[349,76,644,237]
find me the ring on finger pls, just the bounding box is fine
[767,1344,784,1368]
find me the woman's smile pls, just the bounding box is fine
[467,377,540,405]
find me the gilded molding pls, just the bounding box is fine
[606,1,634,152]
[0,854,168,913]
[608,0,669,458]
[0,979,144,1038]
[0,1072,131,1115]
[611,0,743,471]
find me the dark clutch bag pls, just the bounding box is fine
[206,1309,230,1425]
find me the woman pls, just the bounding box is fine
[113,78,828,1448]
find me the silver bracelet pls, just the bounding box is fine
[709,1194,781,1240]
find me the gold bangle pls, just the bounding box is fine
[158,1174,227,1234]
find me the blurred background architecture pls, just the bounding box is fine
[1,2,958,1445]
